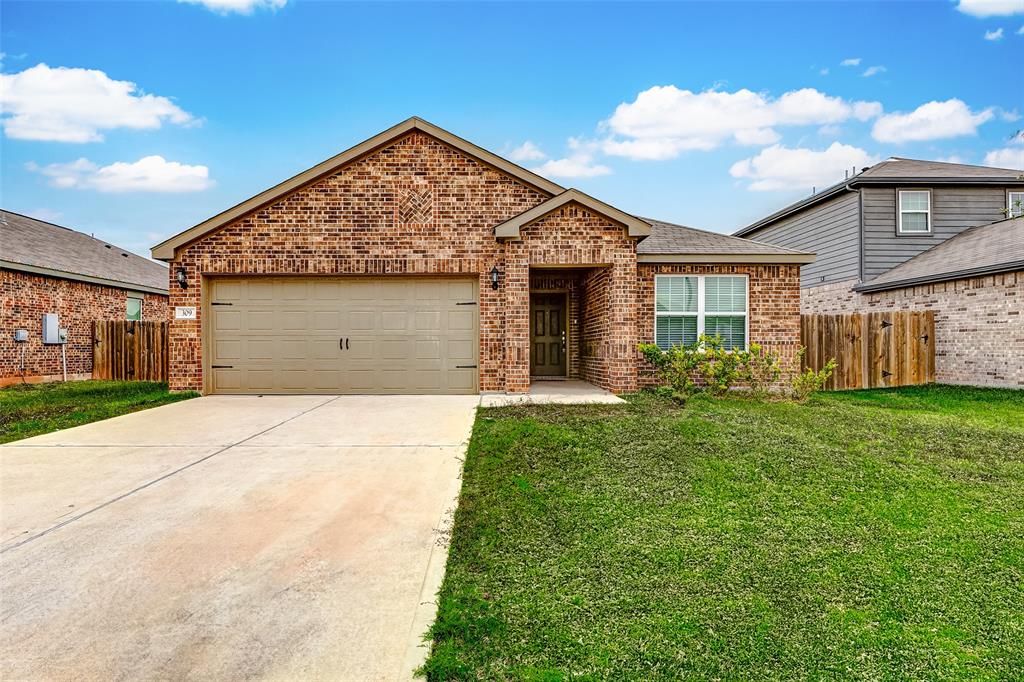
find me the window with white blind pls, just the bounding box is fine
[655,275,748,350]
[1009,191,1024,218]
[898,190,931,234]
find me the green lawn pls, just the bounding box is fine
[0,380,197,444]
[424,385,1024,680]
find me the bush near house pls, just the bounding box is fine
[424,385,1024,680]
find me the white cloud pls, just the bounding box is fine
[0,64,194,142]
[1018,24,1024,32]
[819,68,829,76]
[862,65,887,77]
[984,27,1006,39]
[956,0,1024,17]
[936,155,968,164]
[840,57,862,66]
[600,85,882,160]
[531,138,611,178]
[29,156,214,192]
[871,99,994,143]
[983,147,1024,168]
[507,141,546,162]
[734,128,781,145]
[730,142,879,192]
[178,0,287,14]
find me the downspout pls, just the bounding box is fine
[856,185,865,284]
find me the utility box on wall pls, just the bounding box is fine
[42,313,67,344]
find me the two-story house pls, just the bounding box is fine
[735,157,1024,388]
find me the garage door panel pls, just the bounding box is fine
[213,310,242,332]
[348,310,375,332]
[448,280,476,300]
[446,369,475,391]
[312,310,341,332]
[281,310,308,331]
[246,369,276,391]
[208,277,478,394]
[377,339,411,360]
[247,280,275,301]
[246,310,274,331]
[449,310,474,331]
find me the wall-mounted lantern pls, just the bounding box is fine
[175,267,189,289]
[490,265,501,290]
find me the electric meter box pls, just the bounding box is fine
[42,313,66,344]
[14,329,28,342]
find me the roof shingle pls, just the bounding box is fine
[639,217,814,260]
[1,210,168,293]
[855,216,1024,292]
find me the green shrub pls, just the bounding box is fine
[640,335,786,399]
[741,342,783,398]
[790,347,837,402]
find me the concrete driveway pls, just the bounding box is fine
[0,394,478,681]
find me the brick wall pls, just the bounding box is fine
[170,132,643,394]
[167,130,799,395]
[636,264,803,388]
[510,205,637,393]
[801,274,1023,387]
[1,269,168,385]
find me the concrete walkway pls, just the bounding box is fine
[480,379,626,407]
[0,394,478,681]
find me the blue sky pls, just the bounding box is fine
[2,0,1022,258]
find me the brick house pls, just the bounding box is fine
[152,118,812,395]
[735,158,1024,388]
[1,210,169,386]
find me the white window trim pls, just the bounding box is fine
[126,293,144,321]
[1008,191,1024,218]
[897,189,932,235]
[654,274,749,350]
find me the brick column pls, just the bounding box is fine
[504,249,530,393]
[607,257,638,393]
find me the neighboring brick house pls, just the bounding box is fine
[152,118,812,396]
[1,210,169,385]
[735,158,1024,388]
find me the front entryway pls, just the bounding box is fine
[207,277,479,395]
[530,292,567,378]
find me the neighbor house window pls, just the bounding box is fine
[655,275,747,351]
[1009,191,1024,218]
[126,295,143,321]
[898,190,931,234]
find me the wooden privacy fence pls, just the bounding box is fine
[800,311,935,390]
[93,320,168,382]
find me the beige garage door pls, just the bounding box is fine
[208,277,479,394]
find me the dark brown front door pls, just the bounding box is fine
[530,293,567,377]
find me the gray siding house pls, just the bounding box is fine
[735,158,1024,388]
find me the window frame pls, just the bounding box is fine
[654,274,749,351]
[125,293,144,321]
[1008,190,1024,218]
[896,188,932,235]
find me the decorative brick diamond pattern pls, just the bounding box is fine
[397,186,433,225]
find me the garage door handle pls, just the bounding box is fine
[340,338,349,350]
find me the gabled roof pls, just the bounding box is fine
[152,117,566,261]
[855,216,1024,293]
[735,156,1024,237]
[493,189,652,239]
[861,157,1024,180]
[638,218,815,264]
[1,210,168,294]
